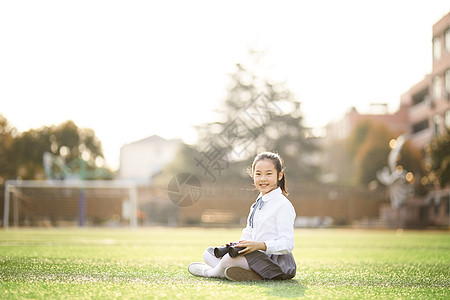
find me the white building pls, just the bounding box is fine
[119,135,182,183]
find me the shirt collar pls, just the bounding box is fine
[258,187,282,202]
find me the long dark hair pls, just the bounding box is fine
[248,151,288,195]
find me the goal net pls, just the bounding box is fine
[2,180,138,228]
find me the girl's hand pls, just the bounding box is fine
[236,240,267,255]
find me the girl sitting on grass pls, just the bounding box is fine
[188,151,296,281]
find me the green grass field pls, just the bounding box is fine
[0,228,449,299]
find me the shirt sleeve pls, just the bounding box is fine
[240,224,252,241]
[239,211,252,241]
[263,202,296,255]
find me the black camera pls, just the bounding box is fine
[213,243,245,258]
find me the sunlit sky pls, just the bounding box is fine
[1,1,449,170]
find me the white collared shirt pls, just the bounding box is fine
[240,187,296,255]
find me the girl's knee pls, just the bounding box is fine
[202,247,215,260]
[221,254,250,269]
[203,247,221,268]
[219,253,233,265]
[220,254,246,267]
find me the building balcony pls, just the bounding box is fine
[409,98,432,121]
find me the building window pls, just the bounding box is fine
[412,88,429,105]
[412,119,429,133]
[445,110,450,129]
[433,76,442,98]
[433,115,441,135]
[433,37,441,60]
[445,28,450,52]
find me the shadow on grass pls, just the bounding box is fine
[224,279,307,298]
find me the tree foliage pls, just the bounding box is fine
[0,114,18,182]
[0,118,113,181]
[426,129,450,188]
[163,49,319,185]
[327,120,424,186]
[353,122,393,184]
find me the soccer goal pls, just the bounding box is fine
[2,180,139,229]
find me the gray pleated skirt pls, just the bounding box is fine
[244,251,296,280]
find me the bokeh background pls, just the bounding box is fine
[1,1,449,229]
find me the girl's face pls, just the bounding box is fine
[253,159,283,195]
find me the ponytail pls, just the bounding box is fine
[278,169,288,196]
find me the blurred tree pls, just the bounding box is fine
[354,122,392,184]
[400,141,427,196]
[322,120,383,186]
[339,120,424,186]
[426,129,450,188]
[347,118,371,159]
[49,121,106,177]
[182,48,318,183]
[14,127,52,179]
[0,114,18,183]
[3,119,113,180]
